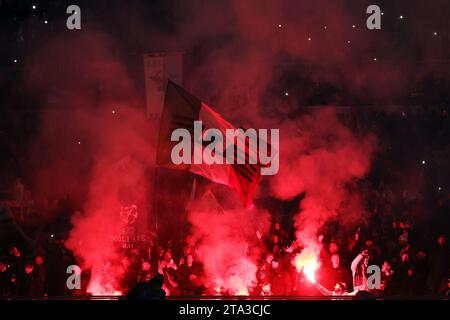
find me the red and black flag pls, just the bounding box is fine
[156,80,262,208]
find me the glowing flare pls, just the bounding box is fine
[237,287,249,296]
[228,273,251,296]
[303,260,318,283]
[294,249,320,283]
[88,279,122,296]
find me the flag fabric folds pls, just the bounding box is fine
[156,80,262,208]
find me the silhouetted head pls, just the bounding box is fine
[150,274,164,288]
[328,242,339,254]
[164,249,172,261]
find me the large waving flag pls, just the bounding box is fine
[156,80,262,208]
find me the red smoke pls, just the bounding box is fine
[270,109,376,275]
[25,32,155,294]
[173,1,381,292]
[66,155,150,295]
[186,188,270,295]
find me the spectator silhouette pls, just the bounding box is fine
[126,274,166,300]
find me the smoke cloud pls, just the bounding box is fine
[186,188,270,295]
[24,31,156,294]
[272,109,376,261]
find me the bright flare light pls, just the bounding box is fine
[87,277,123,296]
[294,248,320,283]
[237,287,249,296]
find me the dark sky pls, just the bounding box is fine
[1,0,449,105]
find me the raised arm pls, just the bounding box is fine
[351,252,364,275]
